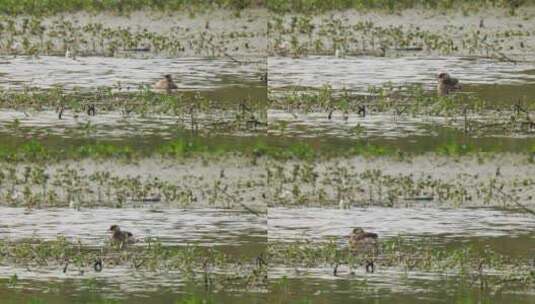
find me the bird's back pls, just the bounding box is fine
[349,233,378,256]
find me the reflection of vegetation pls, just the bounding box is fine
[0,87,267,135]
[0,236,267,289]
[17,295,220,304]
[271,84,535,137]
[269,239,535,288]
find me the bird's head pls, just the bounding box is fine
[437,72,450,81]
[109,225,120,232]
[352,227,365,235]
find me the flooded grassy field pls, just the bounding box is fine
[264,2,535,304]
[1,1,535,303]
[0,3,269,303]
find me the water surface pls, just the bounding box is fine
[0,207,266,249]
[269,56,535,98]
[1,56,265,91]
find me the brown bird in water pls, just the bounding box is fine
[109,225,135,247]
[348,227,379,255]
[437,72,461,96]
[348,227,379,272]
[153,74,178,91]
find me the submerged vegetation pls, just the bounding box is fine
[269,238,535,288]
[0,86,266,136]
[265,155,535,211]
[0,236,267,289]
[0,8,265,57]
[270,84,535,137]
[0,86,266,113]
[0,1,534,303]
[0,159,268,210]
[268,5,532,59]
[268,0,526,13]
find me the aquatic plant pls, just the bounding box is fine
[268,239,535,288]
[0,236,267,291]
[267,0,525,14]
[265,156,535,210]
[268,9,529,59]
[0,12,264,57]
[270,84,535,137]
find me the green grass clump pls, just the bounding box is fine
[0,0,264,15]
[437,141,474,156]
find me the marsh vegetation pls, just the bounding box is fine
[1,1,535,303]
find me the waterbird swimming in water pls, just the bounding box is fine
[153,74,178,91]
[109,225,135,248]
[348,227,379,272]
[437,72,461,96]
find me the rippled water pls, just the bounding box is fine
[0,109,264,139]
[269,56,535,94]
[0,207,265,248]
[269,207,535,303]
[0,206,266,301]
[268,56,535,141]
[0,56,266,139]
[268,109,441,139]
[268,207,535,242]
[269,273,535,304]
[0,265,268,303]
[0,56,264,90]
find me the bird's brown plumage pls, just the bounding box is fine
[109,225,135,246]
[437,72,461,96]
[153,74,177,91]
[348,227,378,256]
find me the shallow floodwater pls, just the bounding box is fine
[0,56,267,139]
[269,56,535,99]
[1,56,265,91]
[269,109,440,139]
[268,207,535,303]
[0,108,266,139]
[0,207,265,249]
[269,274,535,304]
[269,207,535,256]
[0,270,268,304]
[268,56,535,142]
[0,207,267,301]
